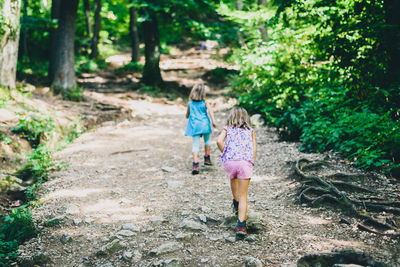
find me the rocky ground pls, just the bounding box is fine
[17,47,400,267]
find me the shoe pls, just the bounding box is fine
[235,225,247,238]
[192,162,199,175]
[204,155,212,166]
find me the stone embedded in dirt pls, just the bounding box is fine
[159,233,169,238]
[179,219,207,231]
[116,229,136,237]
[245,257,263,267]
[60,232,71,244]
[96,239,127,257]
[332,265,366,267]
[162,166,177,173]
[224,234,236,243]
[121,223,140,232]
[98,262,114,267]
[175,233,193,241]
[245,235,257,243]
[163,258,183,267]
[250,114,264,128]
[205,215,220,223]
[73,218,82,225]
[209,236,220,241]
[122,251,133,262]
[142,226,154,233]
[148,242,182,256]
[151,217,166,225]
[198,214,207,224]
[84,218,94,224]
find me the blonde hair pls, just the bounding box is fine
[226,107,251,129]
[189,84,206,101]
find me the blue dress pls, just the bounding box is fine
[185,100,212,136]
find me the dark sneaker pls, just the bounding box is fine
[192,162,199,175]
[235,226,247,238]
[204,155,212,166]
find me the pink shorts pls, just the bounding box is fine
[223,160,253,179]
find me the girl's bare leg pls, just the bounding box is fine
[238,179,250,222]
[205,145,211,155]
[230,178,239,201]
[192,152,199,163]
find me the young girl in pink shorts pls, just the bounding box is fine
[217,107,256,237]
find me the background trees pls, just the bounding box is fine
[0,0,21,88]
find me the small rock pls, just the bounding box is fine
[245,235,257,243]
[117,230,136,237]
[73,218,82,225]
[175,233,193,241]
[85,218,94,224]
[161,166,177,173]
[60,232,71,244]
[198,214,207,224]
[245,257,263,267]
[133,250,142,261]
[209,236,220,241]
[201,258,209,263]
[332,265,365,267]
[201,206,210,213]
[181,210,190,216]
[148,242,182,256]
[167,180,184,188]
[151,217,166,225]
[121,223,140,232]
[206,215,220,223]
[96,239,127,257]
[163,258,183,267]
[225,235,235,243]
[159,233,169,238]
[122,251,133,262]
[250,114,264,127]
[142,226,154,233]
[179,219,207,231]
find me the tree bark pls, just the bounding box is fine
[0,0,21,88]
[130,7,140,62]
[83,0,92,38]
[48,0,61,82]
[258,0,269,42]
[142,11,162,86]
[50,0,79,94]
[90,0,101,59]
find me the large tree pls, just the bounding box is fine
[90,0,101,59]
[142,9,162,86]
[130,6,140,62]
[0,0,22,88]
[50,0,79,95]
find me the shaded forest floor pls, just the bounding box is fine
[17,46,400,266]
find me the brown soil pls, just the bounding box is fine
[17,46,400,267]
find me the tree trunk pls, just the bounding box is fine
[142,11,162,86]
[50,0,79,95]
[0,0,21,88]
[48,0,61,82]
[83,0,92,38]
[19,0,28,58]
[383,0,400,108]
[258,0,269,42]
[236,0,244,45]
[90,0,101,59]
[130,7,140,62]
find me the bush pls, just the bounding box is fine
[115,62,143,74]
[11,114,55,148]
[15,145,53,182]
[0,208,36,266]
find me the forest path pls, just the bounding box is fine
[19,47,397,266]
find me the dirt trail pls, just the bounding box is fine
[19,48,399,267]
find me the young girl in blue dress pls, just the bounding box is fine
[185,84,217,175]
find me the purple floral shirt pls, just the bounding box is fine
[221,126,254,164]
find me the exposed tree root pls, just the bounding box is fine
[294,158,400,237]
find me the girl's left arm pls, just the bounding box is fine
[186,105,190,118]
[217,129,227,152]
[252,131,257,163]
[205,101,217,128]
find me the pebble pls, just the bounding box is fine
[245,235,257,242]
[122,223,140,232]
[198,214,207,224]
[148,242,182,256]
[245,257,263,267]
[117,229,136,237]
[179,219,207,231]
[73,218,82,225]
[122,251,132,262]
[175,233,193,241]
[60,233,71,244]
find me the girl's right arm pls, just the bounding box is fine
[252,131,257,163]
[186,105,190,118]
[217,129,227,152]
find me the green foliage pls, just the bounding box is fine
[203,67,238,84]
[115,61,143,74]
[63,87,83,102]
[11,114,54,148]
[75,56,109,74]
[225,0,400,172]
[0,127,12,145]
[0,207,36,266]
[15,145,53,182]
